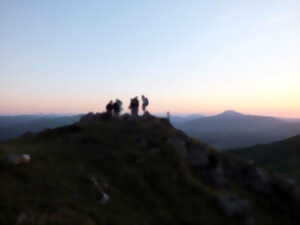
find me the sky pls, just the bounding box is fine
[1,0,300,117]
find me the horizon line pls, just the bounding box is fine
[1,110,300,119]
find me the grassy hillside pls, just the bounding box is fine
[0,113,299,225]
[232,135,300,182]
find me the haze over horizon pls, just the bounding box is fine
[1,1,299,117]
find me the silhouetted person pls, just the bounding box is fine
[113,99,122,117]
[106,100,114,117]
[129,97,139,117]
[141,95,149,113]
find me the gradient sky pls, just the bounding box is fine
[1,0,300,117]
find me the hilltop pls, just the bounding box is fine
[0,113,299,225]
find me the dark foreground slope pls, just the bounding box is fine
[0,113,299,225]
[232,135,300,182]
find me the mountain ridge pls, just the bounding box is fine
[175,110,300,149]
[0,115,81,141]
[0,113,299,225]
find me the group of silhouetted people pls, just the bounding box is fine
[105,95,149,117]
[106,99,123,117]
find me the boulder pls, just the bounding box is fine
[242,167,272,194]
[216,195,254,225]
[0,154,31,166]
[99,192,110,204]
[89,176,110,204]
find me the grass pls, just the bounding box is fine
[0,115,298,225]
[232,134,300,182]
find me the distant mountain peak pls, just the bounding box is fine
[221,110,243,116]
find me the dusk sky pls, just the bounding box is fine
[1,0,299,117]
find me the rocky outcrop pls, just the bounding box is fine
[243,167,272,194]
[215,195,254,225]
[0,154,31,167]
[89,176,110,205]
[167,131,300,224]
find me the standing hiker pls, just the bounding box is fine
[113,99,123,117]
[106,100,114,117]
[129,97,139,117]
[141,95,149,113]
